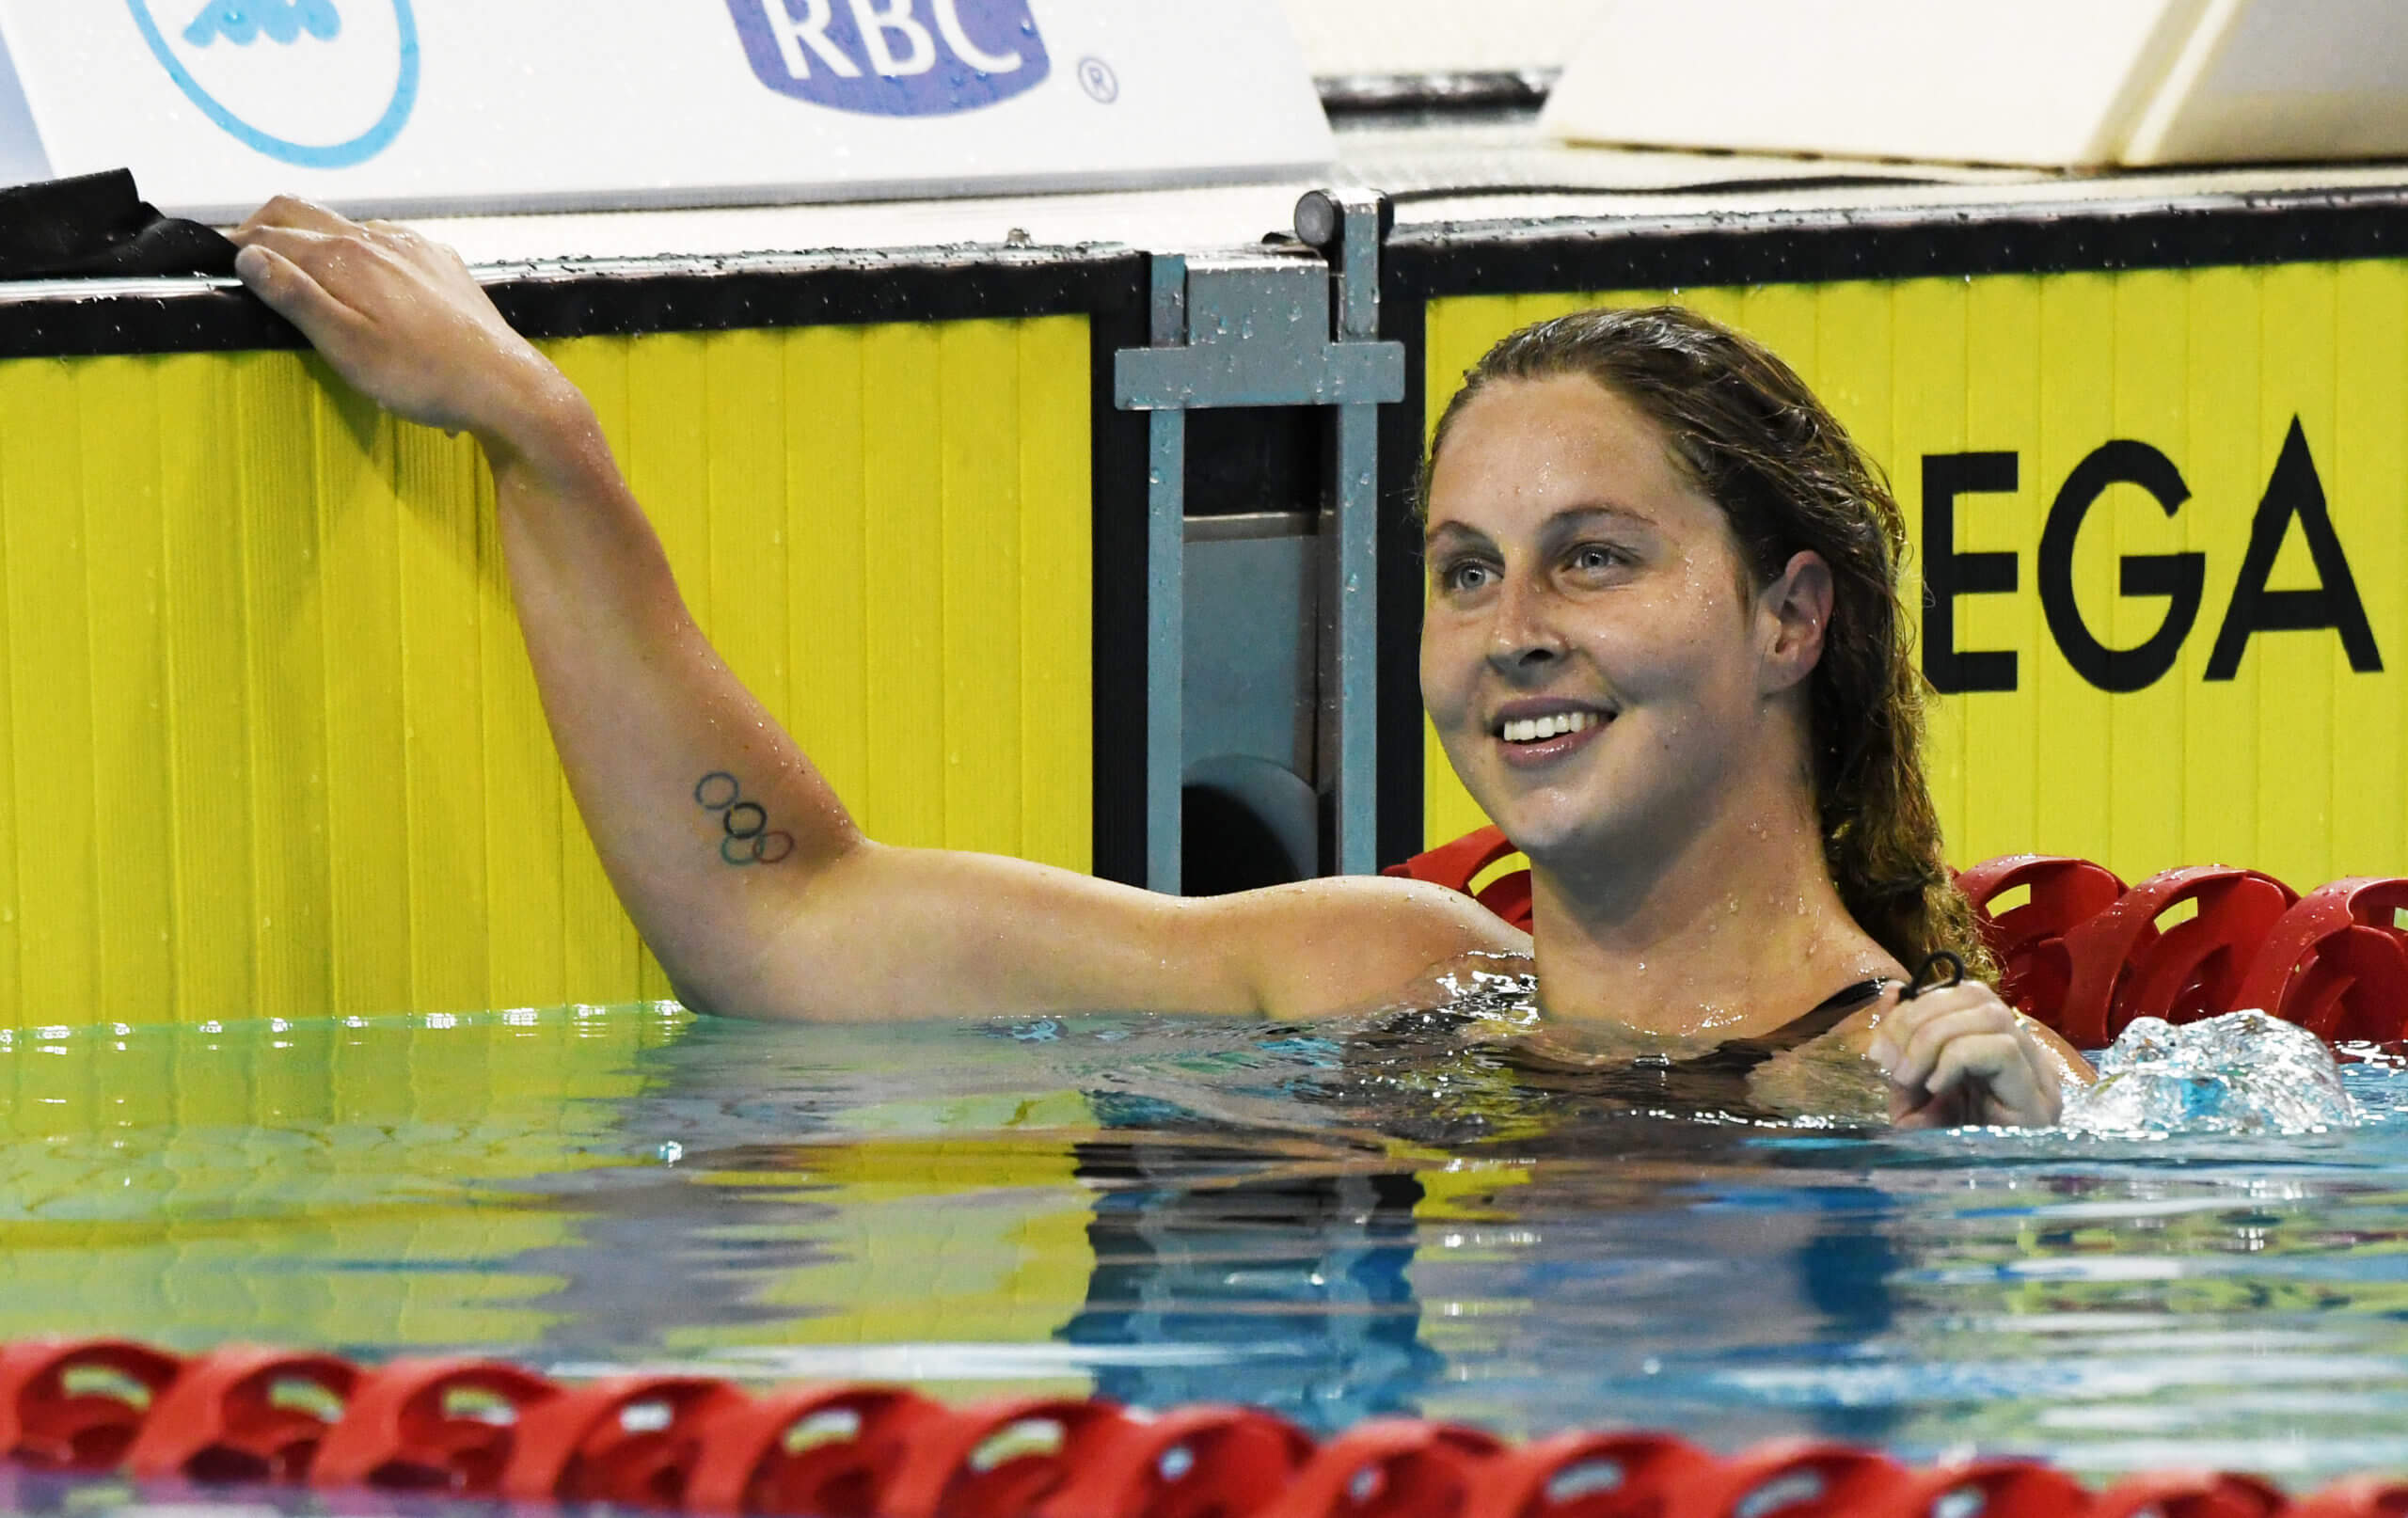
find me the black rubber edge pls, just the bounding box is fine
[1316,68,1556,117]
[0,245,1148,357]
[1087,262,1152,888]
[1375,277,1431,869]
[1385,183,2408,298]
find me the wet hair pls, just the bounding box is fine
[1421,305,1994,979]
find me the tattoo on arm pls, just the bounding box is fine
[694,772,796,866]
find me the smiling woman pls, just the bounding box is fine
[1419,308,1983,994]
[226,199,2090,1129]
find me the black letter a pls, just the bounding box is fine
[2204,418,2383,680]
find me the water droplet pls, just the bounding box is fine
[657,1141,684,1164]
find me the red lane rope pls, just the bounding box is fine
[0,1338,2400,1515]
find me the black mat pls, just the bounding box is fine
[0,167,236,279]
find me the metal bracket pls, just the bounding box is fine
[1113,190,1400,893]
[1114,256,1404,410]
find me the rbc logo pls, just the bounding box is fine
[126,0,420,168]
[725,0,1051,117]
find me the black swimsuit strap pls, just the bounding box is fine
[1662,976,1892,1082]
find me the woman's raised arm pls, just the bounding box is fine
[229,199,1518,1021]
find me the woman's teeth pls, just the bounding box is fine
[1501,710,1602,744]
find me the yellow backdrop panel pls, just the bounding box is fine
[0,316,1093,1027]
[1424,266,2408,893]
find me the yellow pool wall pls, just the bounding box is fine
[0,317,1094,1028]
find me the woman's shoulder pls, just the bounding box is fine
[1191,873,1532,1020]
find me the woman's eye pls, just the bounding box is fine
[1568,545,1624,574]
[1439,561,1495,593]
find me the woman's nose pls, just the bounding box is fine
[1485,576,1565,673]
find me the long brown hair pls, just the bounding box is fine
[1422,305,1993,978]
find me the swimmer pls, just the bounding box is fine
[228,198,2094,1130]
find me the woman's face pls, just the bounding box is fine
[1419,372,1802,870]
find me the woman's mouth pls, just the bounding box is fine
[1493,707,1610,766]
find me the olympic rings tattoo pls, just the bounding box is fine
[693,771,796,866]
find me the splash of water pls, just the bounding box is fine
[2062,1010,2357,1135]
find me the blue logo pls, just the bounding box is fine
[182,0,340,46]
[128,0,419,168]
[725,0,1050,117]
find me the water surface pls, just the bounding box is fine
[3,1004,2405,1487]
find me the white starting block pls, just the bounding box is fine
[0,0,1334,220]
[1545,0,2408,168]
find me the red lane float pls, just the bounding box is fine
[686,1382,947,1516]
[1858,1457,2093,1518]
[0,1336,2403,1515]
[1032,1404,1311,1518]
[1956,853,2129,1021]
[309,1356,559,1496]
[1463,1430,1715,1518]
[123,1345,358,1485]
[2087,1471,2292,1518]
[2293,1474,2408,1516]
[0,1338,182,1473]
[1253,1417,1505,1518]
[499,1374,752,1508]
[2233,878,2408,1044]
[875,1397,1133,1518]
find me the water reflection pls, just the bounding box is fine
[1061,1142,1439,1427]
[7,1007,2408,1484]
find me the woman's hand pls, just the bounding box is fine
[1865,982,2074,1129]
[229,197,571,454]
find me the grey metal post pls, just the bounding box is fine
[1145,255,1188,894]
[1329,198,1384,877]
[1115,216,1401,893]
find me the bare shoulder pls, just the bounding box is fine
[1191,872,1530,1020]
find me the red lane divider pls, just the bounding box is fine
[1952,854,2408,1050]
[6,1336,2400,1515]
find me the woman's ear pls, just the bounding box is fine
[1758,550,1834,695]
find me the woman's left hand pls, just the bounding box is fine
[1865,983,2071,1129]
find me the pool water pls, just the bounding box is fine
[4,1004,2408,1491]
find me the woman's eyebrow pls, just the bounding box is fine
[1426,502,1656,551]
[1547,502,1654,530]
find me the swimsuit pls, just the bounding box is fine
[1647,975,1891,1083]
[1501,975,1893,1117]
